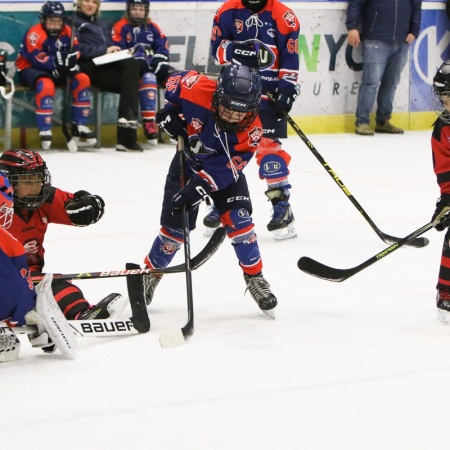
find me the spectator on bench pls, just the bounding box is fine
[75,0,144,152]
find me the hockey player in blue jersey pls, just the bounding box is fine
[112,0,176,146]
[142,65,277,317]
[206,0,300,240]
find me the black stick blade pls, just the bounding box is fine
[298,257,356,282]
[380,233,429,248]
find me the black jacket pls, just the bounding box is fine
[345,0,422,42]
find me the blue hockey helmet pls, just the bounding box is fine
[0,149,51,210]
[212,64,262,132]
[0,170,14,229]
[40,1,65,37]
[126,0,150,26]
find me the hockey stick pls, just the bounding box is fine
[159,137,195,347]
[30,226,226,283]
[16,319,138,338]
[267,93,429,249]
[61,0,78,153]
[298,221,435,282]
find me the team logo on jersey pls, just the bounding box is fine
[162,242,177,255]
[36,52,49,64]
[234,19,244,34]
[227,156,247,172]
[283,11,297,28]
[23,239,39,256]
[28,32,39,47]
[248,125,263,146]
[191,118,203,132]
[182,74,201,89]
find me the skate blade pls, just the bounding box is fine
[261,309,275,320]
[438,309,450,324]
[271,223,297,241]
[73,137,97,148]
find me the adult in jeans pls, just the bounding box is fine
[75,0,142,152]
[346,0,422,136]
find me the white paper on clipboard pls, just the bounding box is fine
[93,50,132,66]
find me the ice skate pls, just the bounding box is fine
[39,130,52,150]
[437,288,450,324]
[143,273,163,306]
[265,188,297,240]
[143,119,158,146]
[0,322,20,362]
[78,293,128,320]
[71,124,97,147]
[243,273,277,319]
[203,205,220,237]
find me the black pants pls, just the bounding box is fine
[80,58,140,120]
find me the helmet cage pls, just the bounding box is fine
[0,171,13,229]
[0,150,52,210]
[126,0,149,26]
[432,61,450,124]
[40,1,65,37]
[212,65,261,133]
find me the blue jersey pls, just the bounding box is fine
[211,0,299,96]
[165,71,263,191]
[112,17,170,67]
[0,228,35,326]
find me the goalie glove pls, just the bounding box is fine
[65,190,105,226]
[172,177,212,214]
[432,194,450,231]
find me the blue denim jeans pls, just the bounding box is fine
[355,39,410,126]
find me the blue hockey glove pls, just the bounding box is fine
[172,177,211,213]
[273,85,298,118]
[156,106,188,141]
[65,190,105,226]
[432,194,450,231]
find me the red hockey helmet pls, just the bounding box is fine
[0,170,14,229]
[0,149,51,210]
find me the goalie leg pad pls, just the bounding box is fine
[0,322,20,362]
[32,274,77,360]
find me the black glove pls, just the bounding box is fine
[156,106,187,141]
[172,177,211,213]
[0,49,6,87]
[273,85,298,118]
[150,54,175,87]
[229,43,259,68]
[54,50,67,70]
[65,190,105,226]
[150,54,169,73]
[432,194,450,231]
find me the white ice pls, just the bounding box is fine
[2,130,448,450]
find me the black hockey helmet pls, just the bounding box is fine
[432,60,450,124]
[0,170,14,229]
[212,64,261,132]
[241,0,268,13]
[0,149,51,210]
[40,1,65,37]
[126,0,149,26]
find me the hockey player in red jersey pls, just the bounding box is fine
[430,61,450,323]
[143,65,277,318]
[0,149,128,321]
[112,0,176,146]
[207,0,300,240]
[16,1,96,150]
[0,170,76,361]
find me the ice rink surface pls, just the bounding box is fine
[2,129,449,450]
